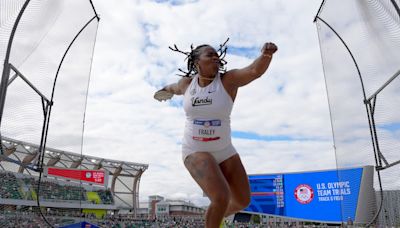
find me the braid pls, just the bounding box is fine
[169,38,229,77]
[186,44,208,77]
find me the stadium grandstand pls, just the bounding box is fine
[0,136,148,226]
[1,0,399,227]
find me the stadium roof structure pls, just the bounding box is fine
[0,136,149,214]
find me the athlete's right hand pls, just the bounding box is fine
[154,89,173,102]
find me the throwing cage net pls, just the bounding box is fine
[0,0,100,227]
[315,0,400,226]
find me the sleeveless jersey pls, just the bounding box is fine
[182,73,234,151]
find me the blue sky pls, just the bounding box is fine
[1,0,399,210]
[82,0,336,206]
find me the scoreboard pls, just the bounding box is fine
[247,174,285,216]
[244,166,375,223]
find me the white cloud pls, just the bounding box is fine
[80,0,338,206]
[7,0,398,208]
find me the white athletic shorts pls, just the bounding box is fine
[182,143,238,164]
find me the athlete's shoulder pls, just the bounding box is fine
[178,76,193,94]
[180,76,193,83]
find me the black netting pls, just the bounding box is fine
[0,0,99,227]
[316,0,400,226]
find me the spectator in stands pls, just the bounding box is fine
[154,40,277,227]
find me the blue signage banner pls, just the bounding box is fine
[244,167,363,222]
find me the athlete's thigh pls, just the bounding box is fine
[219,154,250,203]
[184,152,230,200]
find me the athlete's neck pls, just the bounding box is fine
[198,74,216,87]
[198,76,214,81]
[198,72,218,80]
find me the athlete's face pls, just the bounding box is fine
[196,46,220,77]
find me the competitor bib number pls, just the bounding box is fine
[192,119,221,142]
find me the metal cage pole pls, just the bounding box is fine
[313,1,400,223]
[0,0,31,151]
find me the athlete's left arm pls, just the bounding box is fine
[224,42,277,87]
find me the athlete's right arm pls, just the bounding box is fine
[162,77,191,95]
[154,77,191,102]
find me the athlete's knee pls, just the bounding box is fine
[210,189,231,209]
[232,190,250,210]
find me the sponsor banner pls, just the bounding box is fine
[45,167,107,186]
[244,167,363,222]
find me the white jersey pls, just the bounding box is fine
[182,73,234,152]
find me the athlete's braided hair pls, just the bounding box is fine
[169,38,229,77]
